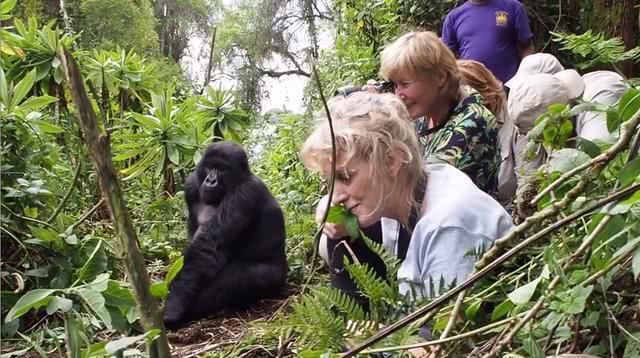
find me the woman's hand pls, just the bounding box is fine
[315,194,350,240]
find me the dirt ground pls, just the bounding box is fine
[167,286,297,358]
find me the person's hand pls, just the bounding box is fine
[365,79,381,93]
[315,194,350,240]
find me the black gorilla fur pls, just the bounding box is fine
[163,141,287,330]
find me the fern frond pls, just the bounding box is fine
[360,232,402,282]
[313,286,368,321]
[344,259,397,320]
[551,30,640,68]
[289,294,347,351]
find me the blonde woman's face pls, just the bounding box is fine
[392,71,440,120]
[322,158,386,228]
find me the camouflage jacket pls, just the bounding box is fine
[416,87,500,196]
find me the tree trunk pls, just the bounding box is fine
[201,27,217,94]
[59,49,171,358]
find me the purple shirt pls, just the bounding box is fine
[442,0,533,83]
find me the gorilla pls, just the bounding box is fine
[163,141,287,330]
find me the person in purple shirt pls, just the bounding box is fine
[442,0,536,84]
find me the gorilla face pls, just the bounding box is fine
[197,142,250,205]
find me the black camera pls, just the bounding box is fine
[334,81,395,97]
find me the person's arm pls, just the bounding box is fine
[513,2,535,59]
[518,39,535,59]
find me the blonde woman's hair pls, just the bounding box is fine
[457,60,506,117]
[302,92,424,227]
[380,31,461,100]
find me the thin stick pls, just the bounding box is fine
[360,311,528,354]
[301,60,337,294]
[341,182,640,357]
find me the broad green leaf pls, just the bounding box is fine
[523,336,544,358]
[166,143,180,165]
[76,240,107,283]
[5,289,56,322]
[547,148,590,173]
[128,113,161,130]
[607,111,621,132]
[83,273,110,292]
[83,341,107,358]
[76,288,111,329]
[29,226,64,249]
[31,120,65,134]
[632,248,640,280]
[149,282,168,299]
[10,69,36,109]
[0,67,8,107]
[618,88,640,122]
[20,95,57,112]
[508,276,542,305]
[548,103,568,113]
[623,333,640,358]
[620,157,640,187]
[575,137,601,158]
[326,205,359,238]
[550,285,593,314]
[64,312,84,358]
[165,256,184,284]
[612,237,640,262]
[0,0,17,15]
[105,333,147,355]
[46,296,73,315]
[464,300,481,321]
[113,147,147,161]
[103,281,136,308]
[490,299,514,321]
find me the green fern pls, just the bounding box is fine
[289,294,347,350]
[313,286,368,321]
[551,30,640,69]
[360,230,402,283]
[344,259,397,320]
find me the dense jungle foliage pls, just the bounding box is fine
[1,0,639,357]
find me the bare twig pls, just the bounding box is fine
[301,59,337,294]
[1,203,57,230]
[360,311,529,354]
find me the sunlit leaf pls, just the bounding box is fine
[508,276,542,305]
[46,296,73,315]
[10,69,36,109]
[5,289,56,322]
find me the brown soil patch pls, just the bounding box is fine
[168,285,297,357]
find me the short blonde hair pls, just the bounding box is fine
[302,92,424,226]
[380,31,461,100]
[457,60,506,117]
